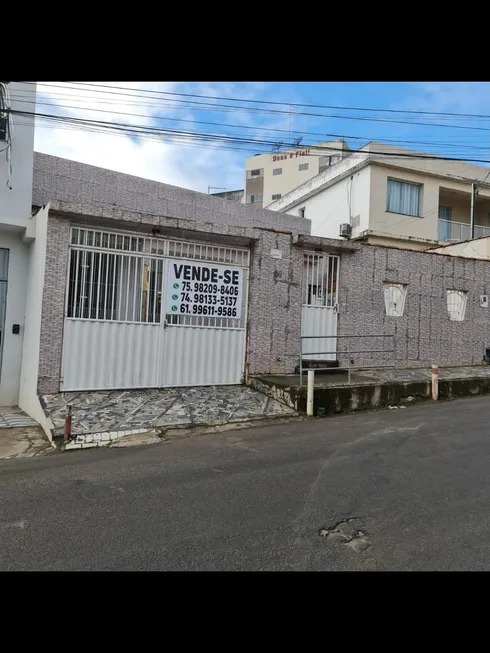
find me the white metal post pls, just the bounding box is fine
[307,370,315,416]
[431,365,439,400]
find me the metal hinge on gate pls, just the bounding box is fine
[334,303,339,313]
[163,320,168,330]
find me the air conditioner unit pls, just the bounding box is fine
[339,223,352,239]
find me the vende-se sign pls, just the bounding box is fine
[273,149,310,162]
[166,260,244,319]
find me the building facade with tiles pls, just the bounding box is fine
[4,103,490,436]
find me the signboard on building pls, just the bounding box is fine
[165,260,244,319]
[273,149,310,162]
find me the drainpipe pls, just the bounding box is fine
[470,182,478,239]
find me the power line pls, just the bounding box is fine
[58,81,490,120]
[10,94,490,159]
[21,82,490,133]
[13,85,489,147]
[10,107,490,166]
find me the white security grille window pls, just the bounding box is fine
[299,163,309,171]
[67,228,249,330]
[303,253,339,307]
[273,168,283,176]
[386,179,421,217]
[383,283,407,317]
[446,290,468,321]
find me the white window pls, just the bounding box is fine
[247,194,263,204]
[383,283,407,317]
[251,169,261,177]
[273,167,282,176]
[272,193,281,201]
[446,290,468,322]
[386,179,421,217]
[299,163,309,171]
[299,207,306,218]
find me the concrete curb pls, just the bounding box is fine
[250,375,490,416]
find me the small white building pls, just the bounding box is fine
[0,82,49,425]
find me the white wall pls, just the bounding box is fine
[285,166,371,239]
[19,206,52,432]
[0,230,29,405]
[0,82,36,220]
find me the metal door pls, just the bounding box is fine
[60,228,249,391]
[301,252,339,361]
[0,249,8,382]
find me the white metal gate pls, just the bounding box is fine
[60,228,250,391]
[301,252,339,361]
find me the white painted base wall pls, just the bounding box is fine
[18,206,54,438]
[0,229,29,406]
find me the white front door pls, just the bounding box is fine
[301,252,339,361]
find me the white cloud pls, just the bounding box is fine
[30,82,257,193]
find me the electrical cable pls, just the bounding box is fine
[33,81,490,121]
[18,82,490,133]
[9,107,490,164]
[10,93,490,156]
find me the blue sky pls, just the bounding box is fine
[28,81,490,193]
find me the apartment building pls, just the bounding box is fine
[244,139,350,209]
[266,142,490,250]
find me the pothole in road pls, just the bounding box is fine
[319,518,372,553]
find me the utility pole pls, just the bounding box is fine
[470,181,478,239]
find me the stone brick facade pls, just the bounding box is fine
[34,153,311,393]
[35,153,490,394]
[32,153,310,235]
[337,244,490,369]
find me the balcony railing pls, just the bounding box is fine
[438,219,490,243]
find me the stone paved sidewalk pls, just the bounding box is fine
[41,385,297,443]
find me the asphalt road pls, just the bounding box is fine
[2,396,490,571]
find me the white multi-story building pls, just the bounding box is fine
[267,142,490,250]
[243,139,350,209]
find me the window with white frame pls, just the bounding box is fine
[299,207,306,218]
[272,193,281,201]
[273,167,282,176]
[246,194,263,204]
[446,290,468,322]
[250,168,262,177]
[299,163,309,171]
[383,283,407,317]
[386,179,421,217]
